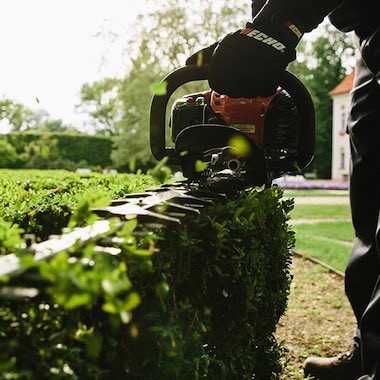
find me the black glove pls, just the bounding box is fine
[186,41,218,66]
[361,26,380,85]
[208,2,304,98]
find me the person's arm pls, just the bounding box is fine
[187,0,344,97]
[251,0,266,18]
[207,0,343,98]
[258,0,342,32]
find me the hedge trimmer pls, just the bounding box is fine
[0,65,315,299]
[151,65,315,190]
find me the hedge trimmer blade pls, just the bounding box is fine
[0,182,226,299]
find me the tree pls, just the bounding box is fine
[289,23,355,178]
[79,0,249,170]
[33,118,78,133]
[0,98,78,134]
[0,98,41,132]
[0,139,19,167]
[78,79,120,135]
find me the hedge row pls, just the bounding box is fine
[0,132,113,168]
[0,170,295,379]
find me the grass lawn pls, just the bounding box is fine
[293,221,354,242]
[288,195,353,272]
[292,225,353,272]
[290,204,351,220]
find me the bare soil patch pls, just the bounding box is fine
[276,254,356,379]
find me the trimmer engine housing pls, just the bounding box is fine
[170,88,299,171]
[150,65,315,189]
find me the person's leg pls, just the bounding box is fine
[359,265,380,379]
[304,33,380,379]
[348,33,380,380]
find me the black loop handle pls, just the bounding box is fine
[277,70,315,169]
[150,65,315,168]
[150,65,209,164]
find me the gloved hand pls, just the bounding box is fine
[208,2,304,98]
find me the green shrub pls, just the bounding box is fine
[1,132,113,169]
[0,171,294,379]
[135,187,295,379]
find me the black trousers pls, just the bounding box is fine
[345,31,380,380]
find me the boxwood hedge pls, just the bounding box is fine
[0,170,294,379]
[1,132,113,168]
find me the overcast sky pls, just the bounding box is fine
[0,0,145,131]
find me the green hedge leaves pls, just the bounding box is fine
[0,171,294,379]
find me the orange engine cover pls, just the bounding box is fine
[169,86,296,154]
[208,90,280,147]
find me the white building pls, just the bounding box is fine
[329,70,354,181]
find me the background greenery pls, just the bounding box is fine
[0,133,113,170]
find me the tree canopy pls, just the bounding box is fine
[0,98,41,132]
[0,98,77,134]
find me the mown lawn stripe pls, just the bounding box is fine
[293,232,351,272]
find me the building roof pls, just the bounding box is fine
[328,69,355,96]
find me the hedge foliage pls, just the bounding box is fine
[0,170,295,379]
[0,169,157,240]
[0,132,113,169]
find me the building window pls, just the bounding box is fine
[340,148,345,169]
[341,105,347,133]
